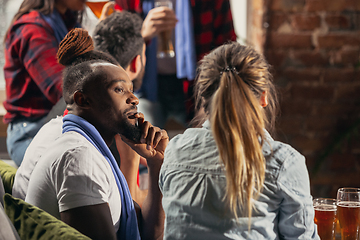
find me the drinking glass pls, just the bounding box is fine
[86,0,113,19]
[154,0,175,58]
[337,188,360,240]
[313,198,337,240]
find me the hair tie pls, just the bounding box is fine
[220,66,238,75]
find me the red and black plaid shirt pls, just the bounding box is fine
[3,11,64,124]
[115,0,237,62]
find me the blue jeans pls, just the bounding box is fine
[6,117,47,166]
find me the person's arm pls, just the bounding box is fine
[277,152,320,239]
[121,116,168,240]
[141,6,178,43]
[60,203,116,240]
[115,134,148,207]
[20,22,63,104]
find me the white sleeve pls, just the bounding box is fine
[52,145,112,212]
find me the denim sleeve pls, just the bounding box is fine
[277,151,320,240]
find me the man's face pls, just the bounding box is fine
[90,63,142,141]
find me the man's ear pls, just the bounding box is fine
[129,55,142,74]
[73,90,90,108]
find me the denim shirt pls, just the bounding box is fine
[159,120,319,240]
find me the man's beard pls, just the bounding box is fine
[119,118,142,143]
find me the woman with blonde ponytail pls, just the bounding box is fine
[159,42,319,239]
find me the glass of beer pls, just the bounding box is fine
[337,188,360,240]
[154,0,175,58]
[313,198,337,240]
[86,0,113,19]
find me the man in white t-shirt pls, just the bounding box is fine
[25,39,167,239]
[13,11,148,205]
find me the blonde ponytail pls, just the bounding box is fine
[195,42,277,221]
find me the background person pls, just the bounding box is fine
[115,0,237,128]
[159,42,320,239]
[3,0,86,166]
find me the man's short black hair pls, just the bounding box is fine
[93,11,144,69]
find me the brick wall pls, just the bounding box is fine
[249,0,360,198]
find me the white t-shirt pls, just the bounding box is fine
[13,116,64,200]
[25,131,121,232]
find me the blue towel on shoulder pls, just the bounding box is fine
[62,114,140,240]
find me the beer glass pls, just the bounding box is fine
[337,188,360,240]
[313,198,337,240]
[86,0,113,19]
[155,0,175,58]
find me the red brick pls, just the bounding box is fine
[318,33,360,49]
[268,32,313,49]
[291,135,328,154]
[334,48,360,66]
[330,153,358,171]
[306,117,337,131]
[282,67,322,82]
[276,117,305,135]
[293,50,330,66]
[264,50,287,68]
[291,85,335,100]
[291,14,321,31]
[268,13,288,30]
[316,102,360,116]
[355,13,360,30]
[271,0,306,12]
[324,68,356,82]
[305,0,360,12]
[312,172,360,187]
[280,99,315,115]
[251,10,264,29]
[252,0,265,11]
[336,84,360,101]
[325,14,351,30]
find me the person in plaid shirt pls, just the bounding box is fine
[115,0,237,127]
[3,0,85,166]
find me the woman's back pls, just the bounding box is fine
[160,120,318,239]
[159,42,319,239]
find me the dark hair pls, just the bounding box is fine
[194,41,278,221]
[5,0,83,41]
[93,11,144,68]
[57,28,119,104]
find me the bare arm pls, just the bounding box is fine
[121,116,169,240]
[115,134,148,207]
[60,203,116,240]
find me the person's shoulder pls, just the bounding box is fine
[263,135,305,172]
[168,127,212,149]
[13,11,48,27]
[9,10,52,37]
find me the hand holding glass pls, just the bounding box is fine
[155,0,175,58]
[337,188,360,240]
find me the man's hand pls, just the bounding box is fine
[141,7,178,42]
[121,114,169,167]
